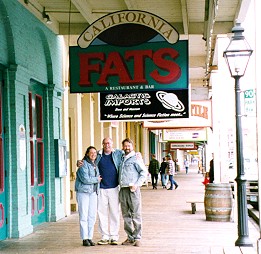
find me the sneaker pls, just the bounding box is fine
[83,239,90,246]
[110,239,118,245]
[175,185,179,189]
[122,238,134,245]
[97,239,109,245]
[88,239,95,246]
[133,240,141,247]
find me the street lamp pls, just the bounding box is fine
[223,22,253,247]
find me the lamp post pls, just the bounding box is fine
[223,22,253,247]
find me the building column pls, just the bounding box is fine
[68,93,83,211]
[82,93,94,150]
[93,93,103,149]
[211,36,236,183]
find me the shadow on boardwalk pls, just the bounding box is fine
[0,165,259,253]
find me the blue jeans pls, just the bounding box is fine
[169,175,178,189]
[76,192,98,240]
[161,173,168,186]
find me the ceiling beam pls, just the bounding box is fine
[180,0,189,35]
[71,0,99,24]
[203,0,218,77]
[234,0,251,23]
[124,0,139,9]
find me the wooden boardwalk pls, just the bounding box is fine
[0,165,259,253]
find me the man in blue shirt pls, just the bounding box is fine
[96,138,123,245]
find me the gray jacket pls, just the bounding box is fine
[75,160,100,193]
[119,151,147,187]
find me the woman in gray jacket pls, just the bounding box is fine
[75,146,102,247]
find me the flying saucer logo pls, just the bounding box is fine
[156,91,185,112]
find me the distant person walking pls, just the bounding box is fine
[159,157,168,189]
[148,154,160,189]
[209,154,214,183]
[184,159,190,174]
[166,154,178,190]
[175,158,179,172]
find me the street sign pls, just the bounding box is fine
[244,89,256,116]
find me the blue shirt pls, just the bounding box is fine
[98,153,118,189]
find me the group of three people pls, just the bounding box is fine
[149,154,179,190]
[74,137,147,247]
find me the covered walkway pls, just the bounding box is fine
[0,165,259,253]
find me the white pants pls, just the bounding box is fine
[76,192,98,240]
[98,187,120,241]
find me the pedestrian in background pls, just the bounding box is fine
[119,138,147,247]
[148,154,160,189]
[175,158,179,172]
[184,159,190,174]
[166,154,179,190]
[209,153,214,183]
[75,146,102,247]
[159,157,168,189]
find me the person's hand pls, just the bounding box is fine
[77,160,84,167]
[129,183,137,192]
[98,175,102,183]
[131,184,137,192]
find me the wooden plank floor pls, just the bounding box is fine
[0,165,259,253]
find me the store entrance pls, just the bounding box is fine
[29,83,47,226]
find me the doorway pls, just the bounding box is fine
[29,83,47,226]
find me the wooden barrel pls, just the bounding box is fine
[204,183,233,222]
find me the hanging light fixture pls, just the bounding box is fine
[42,7,52,25]
[223,22,253,77]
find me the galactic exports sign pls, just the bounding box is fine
[99,90,188,121]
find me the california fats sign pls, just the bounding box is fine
[69,10,189,121]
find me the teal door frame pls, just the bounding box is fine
[29,83,47,226]
[0,74,7,240]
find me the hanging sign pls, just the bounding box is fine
[70,40,188,93]
[163,128,207,141]
[170,142,196,150]
[143,100,212,128]
[99,89,188,121]
[78,10,179,48]
[70,10,189,121]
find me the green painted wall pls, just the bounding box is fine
[0,0,65,238]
